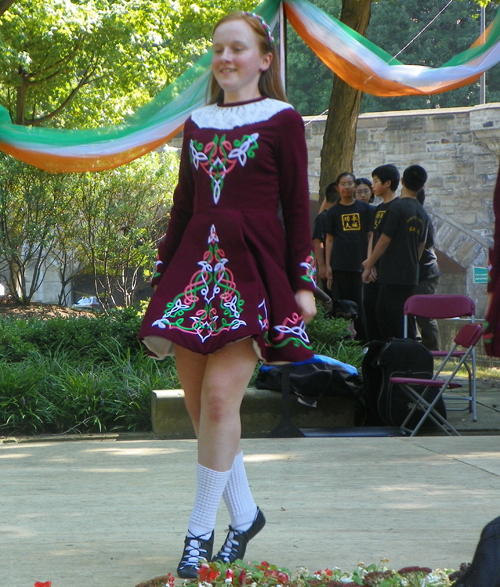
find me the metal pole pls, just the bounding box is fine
[480,5,486,104]
[279,2,287,92]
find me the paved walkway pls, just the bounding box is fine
[3,434,500,587]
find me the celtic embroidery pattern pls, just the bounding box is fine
[272,312,311,349]
[190,133,259,204]
[151,224,247,342]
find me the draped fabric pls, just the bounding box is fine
[0,0,499,172]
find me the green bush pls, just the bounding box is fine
[0,306,143,362]
[0,346,179,435]
[307,305,364,367]
[0,304,363,435]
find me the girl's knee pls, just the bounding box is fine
[202,385,239,424]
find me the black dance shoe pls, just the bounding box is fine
[177,530,214,579]
[212,508,266,564]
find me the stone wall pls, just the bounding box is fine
[304,103,500,316]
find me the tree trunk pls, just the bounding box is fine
[319,0,371,200]
[0,0,16,17]
[16,81,27,125]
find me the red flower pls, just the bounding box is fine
[198,562,220,582]
[198,563,211,582]
[34,583,52,587]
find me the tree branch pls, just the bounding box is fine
[26,44,82,83]
[29,71,93,126]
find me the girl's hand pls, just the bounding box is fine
[295,289,317,324]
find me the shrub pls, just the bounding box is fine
[0,306,143,363]
[307,305,364,367]
[0,304,363,435]
[0,346,179,435]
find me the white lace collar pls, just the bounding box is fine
[191,98,293,130]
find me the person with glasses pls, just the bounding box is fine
[325,171,373,341]
[354,177,374,204]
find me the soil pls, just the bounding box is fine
[0,298,98,320]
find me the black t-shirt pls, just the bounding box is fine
[371,197,399,249]
[325,199,373,272]
[419,218,441,281]
[312,209,329,243]
[378,197,429,285]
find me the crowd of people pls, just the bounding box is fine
[314,163,441,348]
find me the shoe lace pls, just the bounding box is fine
[180,532,211,567]
[217,528,242,561]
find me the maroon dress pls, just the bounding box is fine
[139,97,316,364]
[484,167,500,357]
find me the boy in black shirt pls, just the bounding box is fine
[413,189,441,350]
[313,182,339,295]
[364,164,400,342]
[325,172,373,340]
[362,165,429,340]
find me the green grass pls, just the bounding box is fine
[0,346,179,435]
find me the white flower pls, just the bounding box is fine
[420,569,452,586]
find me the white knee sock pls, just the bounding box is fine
[223,451,258,531]
[188,463,231,537]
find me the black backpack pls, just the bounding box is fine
[362,338,446,428]
[255,355,364,407]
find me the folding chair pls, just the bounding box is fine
[403,294,477,421]
[391,322,483,436]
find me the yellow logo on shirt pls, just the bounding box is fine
[407,216,424,236]
[341,213,361,231]
[373,210,386,231]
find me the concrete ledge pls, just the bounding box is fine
[151,388,356,438]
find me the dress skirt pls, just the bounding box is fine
[139,208,314,364]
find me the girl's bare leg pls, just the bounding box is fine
[174,339,259,577]
[198,338,258,471]
[174,345,208,437]
[175,338,258,470]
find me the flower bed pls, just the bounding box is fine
[134,560,469,587]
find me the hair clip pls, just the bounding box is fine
[244,12,275,46]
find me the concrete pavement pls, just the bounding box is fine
[2,434,500,587]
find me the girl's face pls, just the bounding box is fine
[212,19,272,104]
[337,175,355,200]
[355,183,372,203]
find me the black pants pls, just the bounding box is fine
[363,280,381,342]
[412,276,441,350]
[332,270,366,342]
[376,283,416,341]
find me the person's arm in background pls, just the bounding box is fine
[362,234,391,282]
